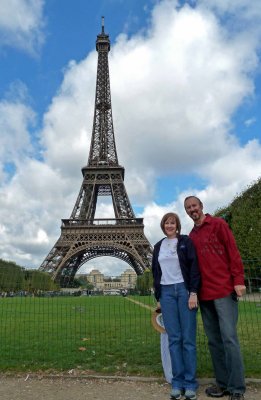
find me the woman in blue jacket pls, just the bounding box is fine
[152,212,200,400]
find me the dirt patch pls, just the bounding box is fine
[0,375,260,400]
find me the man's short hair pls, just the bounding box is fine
[184,196,203,207]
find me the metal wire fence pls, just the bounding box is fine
[0,261,260,377]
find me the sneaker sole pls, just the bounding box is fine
[206,391,230,398]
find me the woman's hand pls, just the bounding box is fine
[188,293,198,310]
[155,301,161,313]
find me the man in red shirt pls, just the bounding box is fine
[184,196,246,400]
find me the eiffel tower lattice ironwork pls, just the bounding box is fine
[39,18,153,284]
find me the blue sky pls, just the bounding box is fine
[1,1,153,117]
[0,0,261,276]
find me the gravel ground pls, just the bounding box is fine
[0,375,260,400]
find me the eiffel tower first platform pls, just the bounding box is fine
[39,18,153,285]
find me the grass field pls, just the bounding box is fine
[0,294,260,376]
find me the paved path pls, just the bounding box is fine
[0,375,260,400]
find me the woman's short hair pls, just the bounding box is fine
[160,212,181,236]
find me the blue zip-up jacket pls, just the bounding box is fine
[152,234,201,301]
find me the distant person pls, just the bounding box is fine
[184,196,246,400]
[152,212,201,400]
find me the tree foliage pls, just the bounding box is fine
[215,177,261,260]
[0,259,58,292]
[24,269,58,293]
[136,269,153,295]
[0,259,25,291]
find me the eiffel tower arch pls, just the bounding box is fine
[39,18,153,285]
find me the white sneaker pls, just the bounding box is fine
[170,388,182,400]
[185,389,197,400]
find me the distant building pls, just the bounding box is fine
[78,268,137,291]
[120,269,137,288]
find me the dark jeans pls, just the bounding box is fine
[200,294,245,394]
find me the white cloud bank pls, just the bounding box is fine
[0,0,45,54]
[0,0,261,275]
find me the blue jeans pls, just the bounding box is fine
[160,283,198,391]
[200,294,245,394]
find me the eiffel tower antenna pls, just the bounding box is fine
[39,18,153,285]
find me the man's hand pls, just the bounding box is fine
[234,285,246,297]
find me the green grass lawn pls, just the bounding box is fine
[0,295,260,376]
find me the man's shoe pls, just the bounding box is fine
[205,385,230,397]
[229,394,244,400]
[184,389,197,400]
[170,388,182,400]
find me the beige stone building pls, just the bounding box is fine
[79,268,137,291]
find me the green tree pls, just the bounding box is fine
[215,178,261,292]
[0,259,25,292]
[215,177,261,260]
[24,270,58,293]
[136,269,153,295]
[0,259,58,293]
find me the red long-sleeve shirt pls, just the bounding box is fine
[189,214,245,301]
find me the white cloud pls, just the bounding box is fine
[40,56,96,177]
[110,4,257,179]
[244,117,256,127]
[78,257,131,277]
[0,0,45,54]
[198,0,261,22]
[0,92,36,182]
[0,0,261,275]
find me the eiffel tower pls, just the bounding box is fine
[39,18,153,285]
